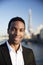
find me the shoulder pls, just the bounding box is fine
[0,42,7,48]
[0,42,8,53]
[22,46,35,60]
[22,46,33,53]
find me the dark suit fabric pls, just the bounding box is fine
[0,42,36,65]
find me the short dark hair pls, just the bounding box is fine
[8,17,25,30]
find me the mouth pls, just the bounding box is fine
[14,36,20,40]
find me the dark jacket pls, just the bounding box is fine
[0,42,36,65]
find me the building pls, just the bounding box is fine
[40,28,43,39]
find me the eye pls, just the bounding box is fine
[11,27,16,31]
[20,29,25,32]
[10,28,16,34]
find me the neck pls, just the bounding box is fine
[8,40,20,52]
[11,44,20,52]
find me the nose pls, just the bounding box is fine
[15,30,20,36]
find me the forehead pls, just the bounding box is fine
[10,21,25,29]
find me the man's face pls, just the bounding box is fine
[8,21,25,45]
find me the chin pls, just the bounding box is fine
[13,41,20,45]
[14,43,20,45]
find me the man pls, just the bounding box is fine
[0,17,36,65]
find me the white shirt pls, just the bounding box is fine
[6,41,24,65]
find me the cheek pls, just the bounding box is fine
[9,31,15,36]
[9,32,14,38]
[21,33,25,38]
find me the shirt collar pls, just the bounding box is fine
[6,41,23,53]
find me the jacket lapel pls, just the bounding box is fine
[1,42,12,65]
[22,46,29,65]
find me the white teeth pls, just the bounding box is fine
[15,37,20,40]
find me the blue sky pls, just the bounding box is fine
[0,0,43,35]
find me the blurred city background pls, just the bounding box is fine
[0,0,43,65]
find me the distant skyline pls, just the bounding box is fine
[0,0,43,35]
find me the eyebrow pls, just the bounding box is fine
[11,26,25,29]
